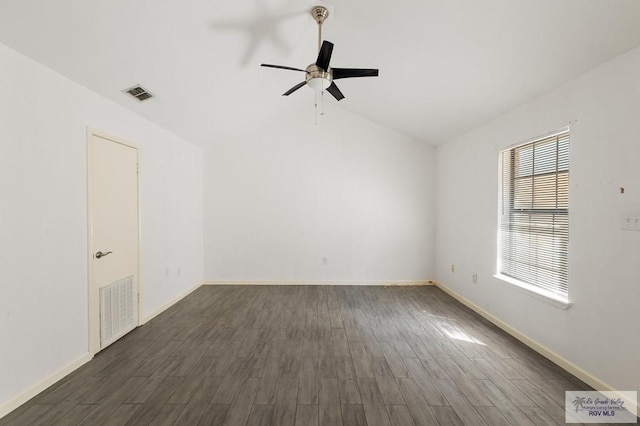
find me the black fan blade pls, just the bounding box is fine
[325,82,345,101]
[332,68,379,80]
[283,81,307,96]
[316,41,334,71]
[261,64,307,73]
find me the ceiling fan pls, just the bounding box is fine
[261,5,379,101]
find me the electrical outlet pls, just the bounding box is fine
[472,273,478,284]
[451,264,455,273]
[621,210,640,231]
[322,257,328,266]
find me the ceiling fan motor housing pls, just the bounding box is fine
[305,64,332,90]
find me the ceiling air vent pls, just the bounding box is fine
[123,85,153,102]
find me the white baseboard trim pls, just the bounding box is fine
[203,280,433,286]
[0,352,93,419]
[433,281,638,414]
[141,281,202,324]
[1,281,203,420]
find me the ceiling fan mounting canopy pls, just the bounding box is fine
[310,6,329,25]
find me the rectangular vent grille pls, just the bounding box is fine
[100,275,136,348]
[123,85,153,101]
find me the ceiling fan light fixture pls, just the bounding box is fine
[307,77,328,91]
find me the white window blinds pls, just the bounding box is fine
[498,130,570,299]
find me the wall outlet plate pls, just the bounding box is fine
[621,210,640,231]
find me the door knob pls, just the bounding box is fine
[95,251,113,259]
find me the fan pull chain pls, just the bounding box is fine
[314,90,318,125]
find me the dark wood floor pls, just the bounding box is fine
[1,285,599,425]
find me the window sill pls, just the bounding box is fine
[493,274,573,310]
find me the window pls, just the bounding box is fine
[498,129,569,301]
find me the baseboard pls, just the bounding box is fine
[433,280,638,414]
[1,282,203,420]
[203,280,433,286]
[141,281,202,324]
[0,352,92,419]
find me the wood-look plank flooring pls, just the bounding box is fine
[1,285,603,425]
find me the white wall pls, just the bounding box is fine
[436,45,640,393]
[204,102,435,283]
[0,42,203,410]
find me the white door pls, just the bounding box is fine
[88,130,140,353]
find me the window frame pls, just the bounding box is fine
[496,128,571,308]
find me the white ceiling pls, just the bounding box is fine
[2,0,640,145]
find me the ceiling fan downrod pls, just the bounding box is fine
[310,6,329,53]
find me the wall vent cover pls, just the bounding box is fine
[123,84,153,101]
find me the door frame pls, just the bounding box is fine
[86,127,142,355]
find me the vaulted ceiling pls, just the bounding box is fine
[2,0,640,146]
